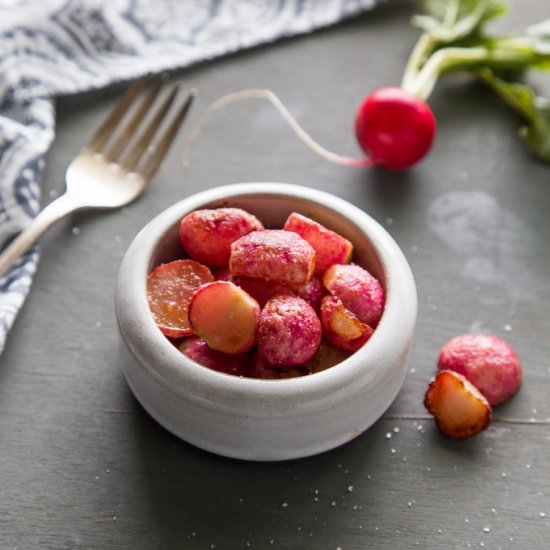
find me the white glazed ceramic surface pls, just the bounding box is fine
[115,183,417,461]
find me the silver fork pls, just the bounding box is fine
[0,76,195,278]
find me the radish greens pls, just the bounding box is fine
[403,0,550,162]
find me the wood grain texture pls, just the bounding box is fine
[2,1,549,548]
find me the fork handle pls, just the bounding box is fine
[0,193,80,279]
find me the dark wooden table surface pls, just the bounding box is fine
[2,1,549,548]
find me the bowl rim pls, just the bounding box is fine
[116,182,417,409]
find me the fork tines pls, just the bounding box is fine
[88,75,196,179]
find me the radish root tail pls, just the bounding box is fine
[182,89,373,168]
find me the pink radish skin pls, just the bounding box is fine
[283,212,353,275]
[295,276,325,313]
[355,87,436,170]
[232,276,295,308]
[437,334,522,406]
[230,229,315,287]
[258,295,322,368]
[233,275,324,311]
[179,336,251,376]
[179,207,263,267]
[323,263,385,328]
[188,281,260,354]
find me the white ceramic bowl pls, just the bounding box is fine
[115,182,417,461]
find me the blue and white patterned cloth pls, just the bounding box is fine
[0,0,378,354]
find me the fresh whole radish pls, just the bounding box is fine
[185,88,437,171]
[185,2,550,171]
[354,87,436,170]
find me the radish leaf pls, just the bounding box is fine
[476,68,550,162]
[527,20,550,56]
[413,0,507,43]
